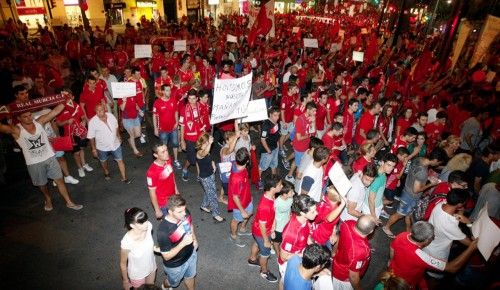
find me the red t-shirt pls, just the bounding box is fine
[326,98,340,122]
[312,196,340,245]
[80,87,107,119]
[343,110,355,144]
[118,97,139,119]
[391,137,408,154]
[425,122,445,149]
[178,68,194,87]
[55,104,85,136]
[280,94,296,123]
[315,102,328,131]
[279,215,312,264]
[251,195,275,237]
[389,232,446,287]
[154,76,173,91]
[179,103,203,142]
[114,50,129,70]
[322,132,343,157]
[153,97,178,132]
[199,102,211,132]
[131,79,145,108]
[352,156,371,174]
[332,220,371,281]
[146,160,177,208]
[227,165,252,211]
[396,118,412,137]
[386,161,404,190]
[355,111,376,145]
[292,114,314,152]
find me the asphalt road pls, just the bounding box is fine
[0,129,401,290]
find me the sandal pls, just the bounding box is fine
[218,197,228,205]
[44,202,53,212]
[121,178,133,184]
[200,207,211,213]
[213,216,226,223]
[382,227,395,239]
[104,173,111,181]
[134,151,144,158]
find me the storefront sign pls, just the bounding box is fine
[17,7,46,15]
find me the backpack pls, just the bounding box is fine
[413,193,447,221]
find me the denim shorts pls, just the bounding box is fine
[122,117,141,131]
[253,234,271,257]
[54,151,65,158]
[397,190,419,216]
[280,121,293,135]
[259,148,279,171]
[294,150,305,167]
[97,146,123,161]
[232,201,253,222]
[159,130,179,148]
[163,250,197,288]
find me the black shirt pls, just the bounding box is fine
[157,212,194,268]
[259,119,280,154]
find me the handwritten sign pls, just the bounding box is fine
[241,99,268,123]
[353,51,364,62]
[328,162,352,197]
[111,82,136,99]
[173,40,187,52]
[292,26,300,33]
[472,204,500,260]
[227,34,238,43]
[134,44,152,58]
[303,38,319,48]
[210,72,253,125]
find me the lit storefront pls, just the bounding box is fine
[15,0,47,28]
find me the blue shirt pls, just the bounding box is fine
[284,255,312,290]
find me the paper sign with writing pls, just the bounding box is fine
[292,27,300,33]
[134,44,152,58]
[227,34,238,43]
[111,82,136,99]
[210,72,253,125]
[353,51,364,62]
[328,162,352,197]
[472,204,500,260]
[241,99,268,123]
[173,40,187,52]
[303,38,319,48]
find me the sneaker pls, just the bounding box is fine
[83,164,93,172]
[182,170,189,182]
[282,159,290,170]
[64,175,79,184]
[280,150,287,158]
[248,258,260,267]
[78,168,86,178]
[66,204,83,210]
[382,226,396,239]
[237,230,252,236]
[161,280,173,290]
[121,178,134,184]
[260,271,278,283]
[173,160,182,170]
[52,181,57,187]
[140,134,146,144]
[385,204,393,209]
[380,209,390,219]
[284,175,294,183]
[229,235,246,247]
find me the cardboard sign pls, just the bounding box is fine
[173,40,187,52]
[111,82,137,99]
[241,99,268,123]
[303,38,319,48]
[472,204,500,260]
[210,72,253,125]
[353,51,365,62]
[328,162,352,197]
[134,44,152,58]
[227,34,238,43]
[292,26,300,33]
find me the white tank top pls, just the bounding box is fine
[16,121,55,165]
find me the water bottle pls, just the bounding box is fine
[182,219,191,234]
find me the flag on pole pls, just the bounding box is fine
[247,0,275,47]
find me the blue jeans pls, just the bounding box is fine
[159,130,179,148]
[163,250,197,287]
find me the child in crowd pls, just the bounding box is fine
[272,180,295,257]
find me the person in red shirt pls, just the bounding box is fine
[378,105,395,146]
[118,95,143,157]
[279,82,299,156]
[332,215,376,289]
[388,221,478,288]
[247,175,282,283]
[150,47,167,79]
[228,148,253,247]
[278,194,318,286]
[153,85,181,169]
[154,67,173,95]
[391,127,418,154]
[354,101,382,145]
[147,144,179,219]
[395,108,413,138]
[113,44,129,77]
[425,111,447,151]
[198,90,211,133]
[199,58,216,92]
[80,76,108,119]
[343,98,359,145]
[65,33,81,73]
[177,55,195,89]
[311,186,346,247]
[179,90,204,182]
[315,92,330,139]
[322,122,346,162]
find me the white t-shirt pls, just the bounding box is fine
[87,113,121,151]
[424,202,466,260]
[299,163,324,202]
[340,174,368,221]
[120,221,157,280]
[294,151,314,193]
[313,274,334,290]
[16,121,55,165]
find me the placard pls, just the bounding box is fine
[210,72,253,125]
[348,5,355,17]
[208,0,218,4]
[134,44,152,58]
[111,82,136,99]
[227,34,238,43]
[303,38,319,48]
[292,27,300,33]
[472,204,500,260]
[328,162,352,197]
[241,99,268,123]
[361,28,368,34]
[173,40,187,52]
[353,51,364,62]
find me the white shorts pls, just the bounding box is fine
[332,276,354,290]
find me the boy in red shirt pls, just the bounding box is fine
[425,111,447,151]
[248,175,283,283]
[311,186,346,247]
[391,127,418,154]
[228,148,253,248]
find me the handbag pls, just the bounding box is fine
[50,136,74,151]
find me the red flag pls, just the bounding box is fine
[247,0,275,47]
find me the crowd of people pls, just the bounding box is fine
[0,3,499,290]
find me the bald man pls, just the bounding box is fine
[332,215,376,290]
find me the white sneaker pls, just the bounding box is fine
[284,175,294,183]
[83,164,93,172]
[140,136,146,144]
[64,175,79,184]
[78,168,85,177]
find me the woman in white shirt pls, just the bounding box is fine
[120,208,156,289]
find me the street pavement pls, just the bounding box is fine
[0,128,402,290]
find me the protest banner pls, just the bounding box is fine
[328,162,352,197]
[134,44,152,58]
[303,38,319,48]
[241,99,268,123]
[1,94,68,119]
[173,40,187,52]
[353,51,365,62]
[111,82,137,99]
[472,204,500,260]
[227,34,238,43]
[210,72,253,125]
